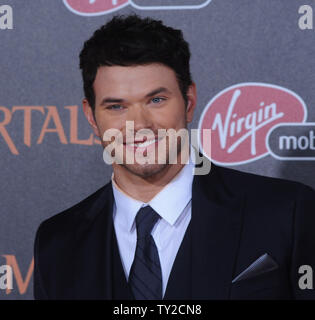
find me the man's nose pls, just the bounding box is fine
[126,105,153,132]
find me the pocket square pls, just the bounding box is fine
[232,253,279,283]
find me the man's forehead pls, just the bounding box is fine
[95,63,176,82]
[93,64,178,98]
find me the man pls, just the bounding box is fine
[34,15,315,300]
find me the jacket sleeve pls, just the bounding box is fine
[33,223,49,300]
[290,184,315,299]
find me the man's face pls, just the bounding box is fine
[83,63,196,178]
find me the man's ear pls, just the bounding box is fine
[82,99,101,137]
[186,83,197,123]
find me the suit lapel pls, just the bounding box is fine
[191,161,245,299]
[73,183,115,299]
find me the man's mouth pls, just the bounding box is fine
[123,137,164,148]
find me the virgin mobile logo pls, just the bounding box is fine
[63,0,212,16]
[198,83,307,165]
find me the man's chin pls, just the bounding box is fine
[121,163,169,179]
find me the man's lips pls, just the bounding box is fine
[123,136,164,148]
[123,136,163,145]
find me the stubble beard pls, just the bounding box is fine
[120,136,183,179]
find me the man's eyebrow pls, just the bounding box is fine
[100,87,172,106]
[100,97,125,105]
[145,87,172,98]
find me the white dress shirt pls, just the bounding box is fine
[111,148,195,297]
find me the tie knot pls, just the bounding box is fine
[135,206,160,239]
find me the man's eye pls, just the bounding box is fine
[151,97,165,104]
[107,105,123,110]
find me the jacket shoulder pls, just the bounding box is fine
[213,164,314,197]
[36,182,112,236]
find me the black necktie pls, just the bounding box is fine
[128,205,162,300]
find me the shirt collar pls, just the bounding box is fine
[111,146,196,232]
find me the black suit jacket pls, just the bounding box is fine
[34,161,315,300]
